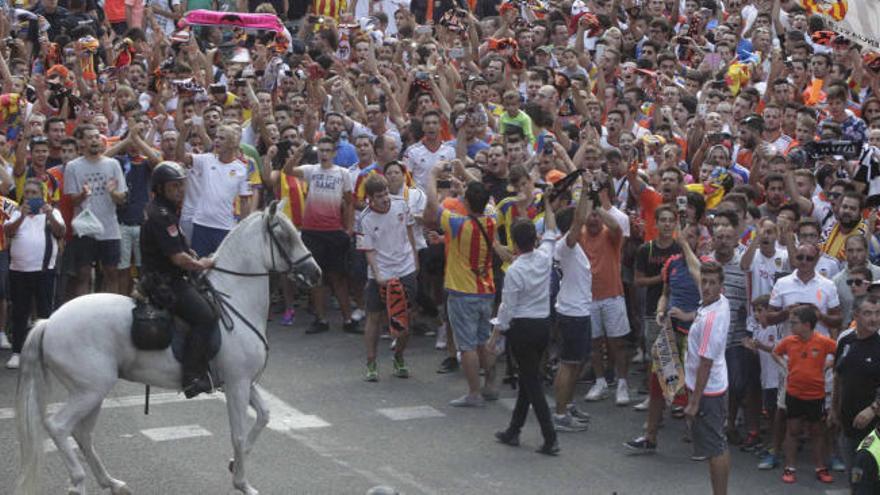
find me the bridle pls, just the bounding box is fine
[206,207,316,357]
[212,214,314,285]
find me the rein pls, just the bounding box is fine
[201,215,314,353]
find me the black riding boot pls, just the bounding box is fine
[182,330,213,399]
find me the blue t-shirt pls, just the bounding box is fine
[117,154,151,226]
[334,141,359,167]
[662,253,702,333]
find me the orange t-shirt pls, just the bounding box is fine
[639,188,662,242]
[579,224,624,300]
[774,333,837,400]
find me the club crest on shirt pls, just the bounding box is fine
[811,348,820,358]
[774,257,782,268]
[167,225,179,237]
[398,212,404,222]
[229,169,237,177]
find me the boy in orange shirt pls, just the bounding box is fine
[773,304,837,485]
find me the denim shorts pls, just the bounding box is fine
[446,292,493,352]
[118,224,142,269]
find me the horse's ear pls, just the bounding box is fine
[267,200,278,217]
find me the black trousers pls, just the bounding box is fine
[506,317,556,444]
[10,270,55,353]
[171,279,216,378]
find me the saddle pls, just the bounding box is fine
[130,283,222,364]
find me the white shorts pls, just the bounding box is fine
[118,224,142,270]
[589,296,630,339]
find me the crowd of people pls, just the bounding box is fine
[4,0,880,491]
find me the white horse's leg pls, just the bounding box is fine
[245,385,269,454]
[71,406,131,495]
[229,385,270,473]
[44,392,106,495]
[226,380,258,495]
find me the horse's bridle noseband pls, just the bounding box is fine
[211,216,314,281]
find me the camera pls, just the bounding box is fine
[676,195,688,228]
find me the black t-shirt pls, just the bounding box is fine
[634,240,681,316]
[140,197,188,277]
[835,332,880,438]
[482,173,513,205]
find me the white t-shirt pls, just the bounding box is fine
[402,141,456,191]
[299,164,353,231]
[391,187,427,251]
[191,153,252,231]
[606,205,630,238]
[6,210,63,271]
[685,295,730,395]
[769,271,840,337]
[356,198,416,280]
[554,238,592,317]
[748,248,789,301]
[146,0,181,37]
[748,318,785,390]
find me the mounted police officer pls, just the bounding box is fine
[140,162,217,398]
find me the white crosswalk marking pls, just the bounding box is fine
[254,385,331,431]
[376,405,445,421]
[141,424,213,442]
[0,392,217,421]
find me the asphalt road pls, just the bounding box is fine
[0,312,852,495]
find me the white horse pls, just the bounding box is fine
[14,201,321,495]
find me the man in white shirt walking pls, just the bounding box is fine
[678,231,731,495]
[491,195,561,456]
[356,175,419,382]
[552,178,593,431]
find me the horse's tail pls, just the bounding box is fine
[14,319,49,495]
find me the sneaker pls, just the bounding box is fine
[615,380,631,406]
[815,467,833,483]
[553,413,588,432]
[584,379,608,402]
[365,361,378,382]
[782,467,796,484]
[633,397,650,411]
[631,348,646,364]
[306,319,330,334]
[758,452,779,470]
[436,356,459,374]
[830,456,846,472]
[495,430,520,447]
[5,353,20,369]
[740,431,762,452]
[567,404,591,422]
[343,320,363,334]
[280,308,295,326]
[623,436,657,455]
[351,308,366,322]
[392,355,409,378]
[671,406,685,419]
[449,394,485,408]
[690,454,708,462]
[0,332,10,350]
[481,388,499,401]
[434,325,447,350]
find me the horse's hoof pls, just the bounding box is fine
[228,458,235,473]
[111,482,132,495]
[67,488,84,495]
[233,481,258,495]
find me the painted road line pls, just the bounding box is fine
[376,405,445,421]
[141,424,213,442]
[0,392,218,421]
[254,385,331,431]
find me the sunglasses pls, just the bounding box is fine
[847,279,868,286]
[796,254,816,262]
